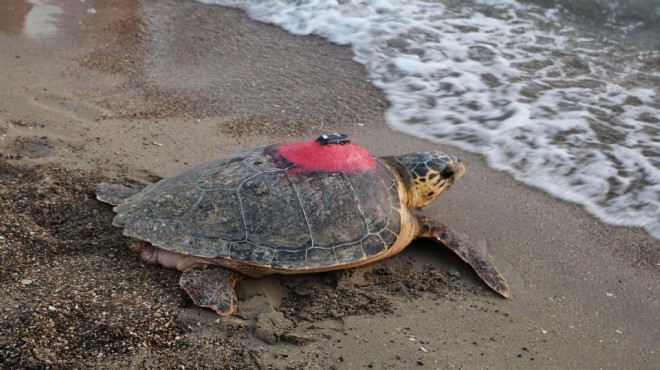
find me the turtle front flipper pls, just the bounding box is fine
[179,268,245,316]
[417,216,510,298]
[96,182,139,206]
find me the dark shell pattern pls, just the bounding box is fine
[113,146,402,270]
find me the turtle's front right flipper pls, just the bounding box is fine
[180,268,245,316]
[417,216,510,298]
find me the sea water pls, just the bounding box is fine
[199,0,660,239]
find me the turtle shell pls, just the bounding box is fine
[112,141,402,270]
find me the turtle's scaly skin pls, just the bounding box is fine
[112,145,402,272]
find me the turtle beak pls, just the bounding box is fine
[441,157,465,183]
[452,158,466,181]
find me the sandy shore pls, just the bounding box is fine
[1,0,658,368]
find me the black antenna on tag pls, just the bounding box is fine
[316,134,350,145]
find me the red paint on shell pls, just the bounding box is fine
[277,140,375,173]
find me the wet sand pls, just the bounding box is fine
[0,0,658,368]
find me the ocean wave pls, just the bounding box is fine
[199,0,660,239]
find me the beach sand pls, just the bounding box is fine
[0,0,657,368]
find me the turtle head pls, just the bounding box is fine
[387,152,465,209]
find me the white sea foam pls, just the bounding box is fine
[200,0,660,239]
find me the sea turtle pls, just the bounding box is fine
[97,134,509,316]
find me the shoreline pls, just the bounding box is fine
[0,0,657,368]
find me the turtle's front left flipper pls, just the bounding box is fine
[417,216,510,298]
[180,268,245,316]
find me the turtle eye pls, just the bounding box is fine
[440,167,455,179]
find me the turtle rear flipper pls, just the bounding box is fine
[417,216,510,298]
[180,268,245,316]
[96,182,139,205]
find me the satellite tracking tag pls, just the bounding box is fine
[316,133,350,145]
[277,135,375,173]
